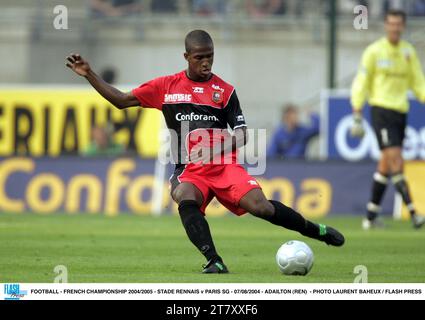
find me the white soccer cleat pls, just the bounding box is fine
[362,218,385,230]
[412,215,425,229]
[362,218,371,230]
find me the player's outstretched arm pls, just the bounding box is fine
[65,53,139,109]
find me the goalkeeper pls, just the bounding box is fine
[351,10,425,229]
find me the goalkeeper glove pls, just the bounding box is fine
[350,113,365,138]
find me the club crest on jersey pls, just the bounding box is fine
[212,91,223,104]
[402,48,411,61]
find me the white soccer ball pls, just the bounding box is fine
[276,240,314,276]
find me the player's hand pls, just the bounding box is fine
[187,146,214,165]
[350,113,365,138]
[66,53,91,77]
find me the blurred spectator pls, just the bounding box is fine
[267,104,319,159]
[151,0,178,13]
[192,0,228,16]
[293,0,306,17]
[83,125,125,157]
[90,0,142,18]
[410,0,425,16]
[246,0,287,17]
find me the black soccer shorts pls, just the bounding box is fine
[371,106,407,150]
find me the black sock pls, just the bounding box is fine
[267,200,322,240]
[178,200,221,262]
[392,173,416,217]
[367,172,388,220]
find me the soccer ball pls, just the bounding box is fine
[276,240,314,276]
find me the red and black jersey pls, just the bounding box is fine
[132,70,247,165]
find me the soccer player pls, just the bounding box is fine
[351,10,425,230]
[66,30,344,273]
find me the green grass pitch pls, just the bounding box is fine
[1,213,424,283]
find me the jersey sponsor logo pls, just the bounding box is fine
[164,93,192,103]
[212,91,223,104]
[175,112,219,122]
[192,87,204,93]
[377,59,392,68]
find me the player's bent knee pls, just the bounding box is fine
[172,184,202,206]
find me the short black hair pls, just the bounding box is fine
[282,104,297,116]
[385,9,407,23]
[185,30,213,53]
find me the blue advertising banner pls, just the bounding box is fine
[321,91,425,160]
[0,157,395,217]
[263,160,394,218]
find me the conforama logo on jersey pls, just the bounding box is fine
[175,112,218,122]
[164,93,192,103]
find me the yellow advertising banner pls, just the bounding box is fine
[0,88,161,157]
[401,161,425,220]
[0,157,332,217]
